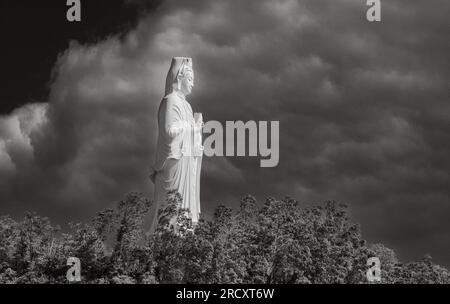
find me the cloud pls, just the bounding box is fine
[1,0,450,266]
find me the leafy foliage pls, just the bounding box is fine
[0,191,448,284]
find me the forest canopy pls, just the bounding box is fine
[0,191,449,284]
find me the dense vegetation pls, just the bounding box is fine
[1,191,449,284]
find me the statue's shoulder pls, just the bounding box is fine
[163,92,182,104]
[161,93,184,114]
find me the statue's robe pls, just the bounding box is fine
[148,91,203,233]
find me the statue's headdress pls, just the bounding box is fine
[164,57,193,96]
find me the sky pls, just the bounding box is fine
[1,0,449,267]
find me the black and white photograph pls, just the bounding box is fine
[0,0,449,289]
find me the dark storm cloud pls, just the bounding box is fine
[0,0,449,266]
[0,0,164,114]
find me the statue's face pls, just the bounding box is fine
[179,69,194,96]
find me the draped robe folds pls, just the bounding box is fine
[148,91,203,233]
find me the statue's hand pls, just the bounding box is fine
[193,113,203,131]
[194,120,204,132]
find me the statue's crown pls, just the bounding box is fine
[172,57,192,69]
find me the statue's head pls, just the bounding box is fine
[165,57,194,97]
[177,64,194,96]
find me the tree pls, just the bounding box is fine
[0,191,449,284]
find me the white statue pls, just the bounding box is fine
[148,57,204,233]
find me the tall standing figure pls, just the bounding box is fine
[148,57,204,233]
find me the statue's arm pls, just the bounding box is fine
[163,98,187,138]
